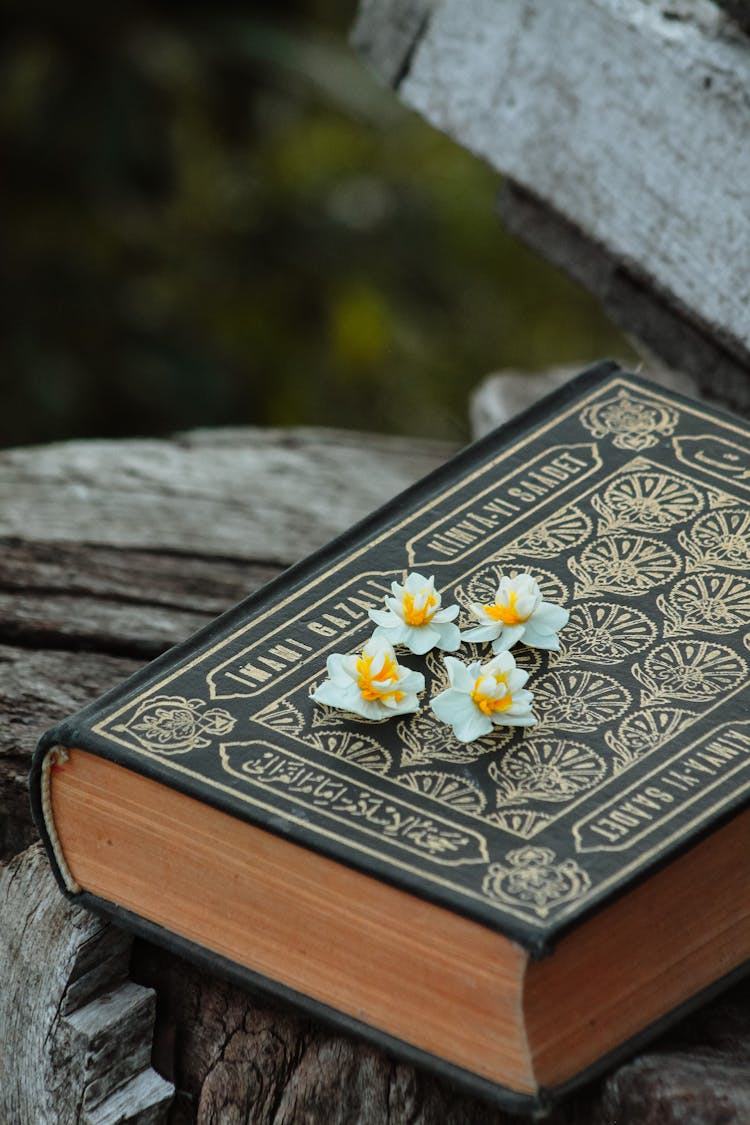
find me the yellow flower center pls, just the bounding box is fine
[483,590,531,626]
[471,673,513,717]
[356,652,404,703]
[402,590,437,626]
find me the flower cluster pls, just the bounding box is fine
[311,569,568,743]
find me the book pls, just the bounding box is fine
[31,361,750,1115]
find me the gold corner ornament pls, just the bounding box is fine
[580,388,679,451]
[113,695,236,755]
[481,847,591,918]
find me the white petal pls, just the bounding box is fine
[491,625,526,653]
[433,603,460,623]
[430,689,472,723]
[405,625,441,655]
[398,669,425,694]
[443,657,474,692]
[514,594,537,618]
[381,690,419,713]
[310,681,339,707]
[373,622,411,646]
[404,571,429,592]
[507,667,529,692]
[453,708,493,743]
[338,654,360,682]
[522,625,560,650]
[433,621,461,651]
[461,623,500,644]
[496,713,537,727]
[532,603,569,632]
[312,680,359,712]
[487,650,517,676]
[369,608,398,628]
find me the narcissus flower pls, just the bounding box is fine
[431,652,536,743]
[311,636,424,720]
[462,572,568,653]
[368,572,460,655]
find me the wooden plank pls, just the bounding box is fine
[352,0,750,404]
[0,845,173,1125]
[0,428,453,861]
[0,427,452,560]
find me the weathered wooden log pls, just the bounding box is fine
[352,0,750,408]
[131,943,527,1125]
[0,427,452,862]
[2,422,749,1122]
[0,844,173,1124]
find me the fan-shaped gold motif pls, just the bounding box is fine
[254,698,305,738]
[605,708,692,769]
[531,670,631,732]
[311,729,392,775]
[398,770,487,814]
[485,808,552,839]
[508,506,592,558]
[558,602,657,665]
[632,640,746,706]
[592,471,703,535]
[679,508,750,572]
[568,536,681,598]
[397,708,511,767]
[658,573,750,637]
[489,738,606,804]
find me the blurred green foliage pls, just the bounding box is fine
[0,3,634,448]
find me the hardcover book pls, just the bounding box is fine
[31,362,750,1115]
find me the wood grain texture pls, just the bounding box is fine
[353,0,750,401]
[0,845,173,1125]
[0,427,451,861]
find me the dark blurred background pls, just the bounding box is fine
[0,1,635,450]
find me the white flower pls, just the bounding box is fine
[311,635,424,720]
[431,652,536,743]
[461,571,568,653]
[368,572,460,655]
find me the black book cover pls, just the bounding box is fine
[31,361,750,1110]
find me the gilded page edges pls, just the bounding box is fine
[39,747,81,894]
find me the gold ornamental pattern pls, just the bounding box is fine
[658,573,750,637]
[501,505,592,558]
[399,770,488,815]
[113,695,237,755]
[531,670,631,733]
[310,729,393,775]
[395,707,513,768]
[256,444,750,853]
[605,708,693,770]
[590,470,703,535]
[579,387,679,450]
[557,602,657,666]
[568,536,681,598]
[489,738,606,806]
[631,640,747,707]
[482,847,591,918]
[679,508,750,572]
